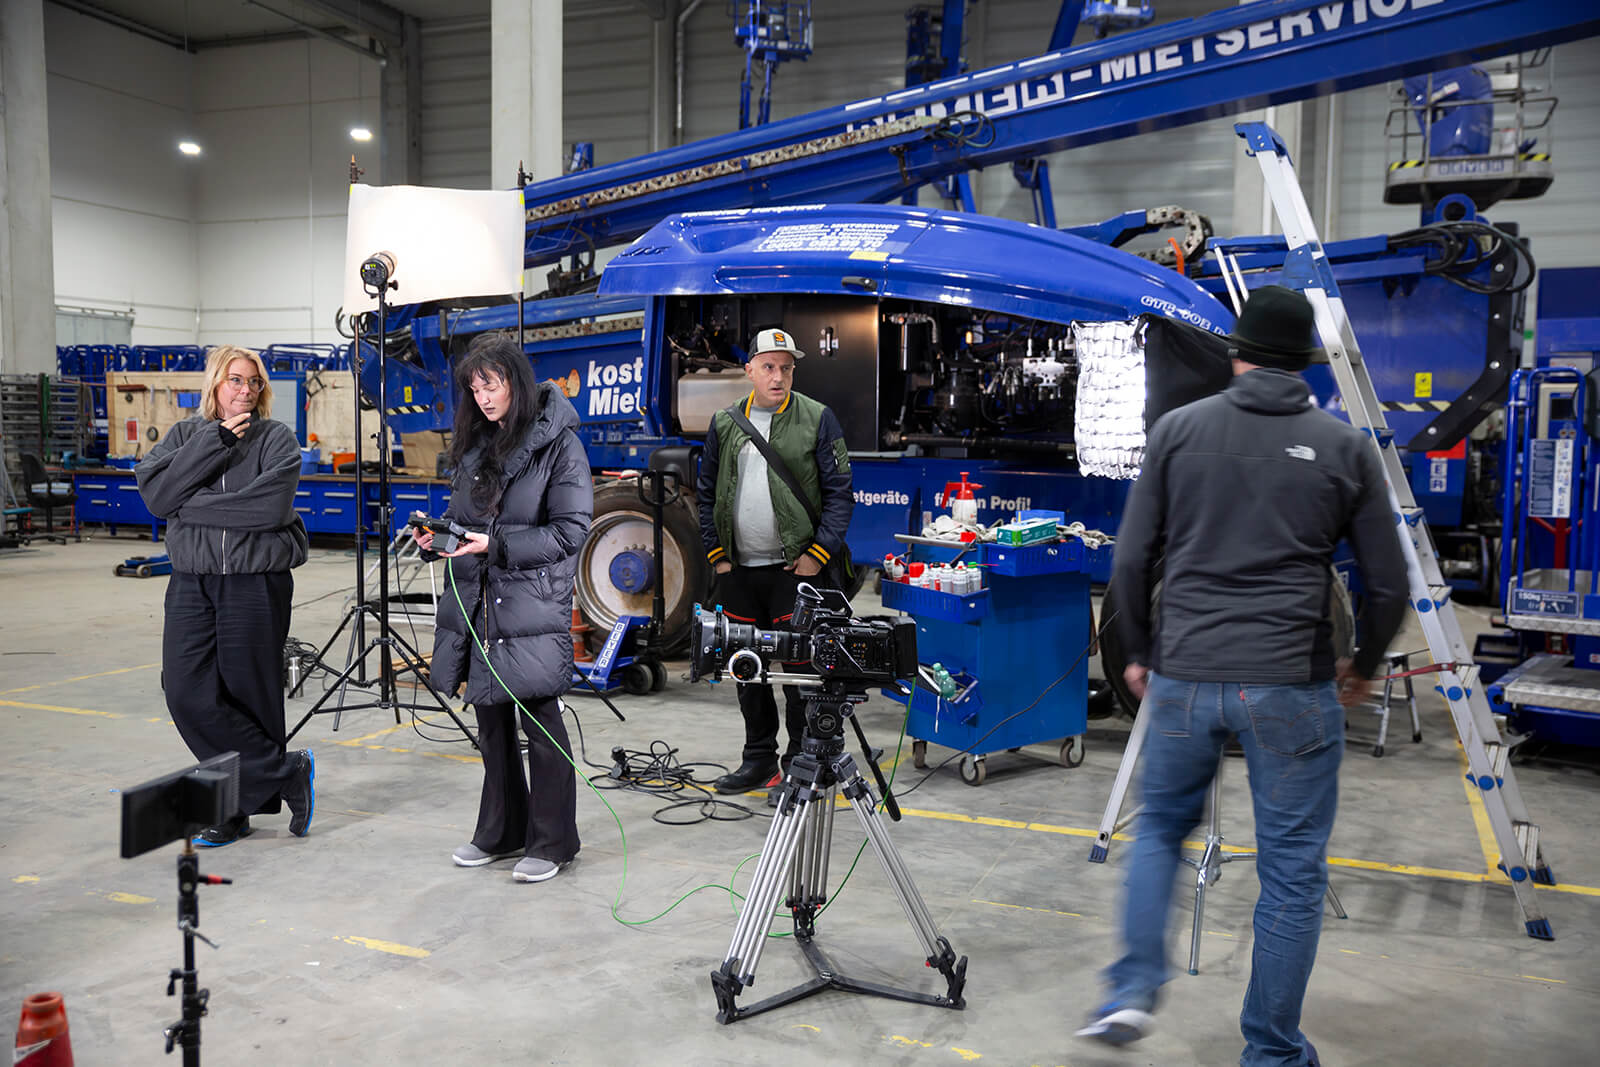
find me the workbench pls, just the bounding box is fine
[71,468,451,540]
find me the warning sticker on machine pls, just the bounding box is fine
[756,223,905,254]
[1528,437,1573,519]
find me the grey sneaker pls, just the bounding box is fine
[512,856,561,883]
[452,843,514,867]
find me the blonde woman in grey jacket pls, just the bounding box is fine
[136,345,314,846]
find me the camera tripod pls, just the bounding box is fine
[286,255,475,748]
[710,682,967,1023]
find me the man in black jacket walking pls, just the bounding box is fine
[1079,287,1408,1066]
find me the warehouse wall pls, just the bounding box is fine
[191,39,381,348]
[44,4,198,345]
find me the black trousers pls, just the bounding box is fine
[162,571,296,817]
[472,698,580,862]
[713,563,833,766]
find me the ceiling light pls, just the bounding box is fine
[350,127,373,142]
[178,141,202,156]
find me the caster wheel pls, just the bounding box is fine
[648,660,669,692]
[621,662,653,696]
[959,754,986,786]
[1060,735,1085,768]
[911,739,928,769]
[136,565,152,578]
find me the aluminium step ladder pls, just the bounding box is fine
[1229,120,1554,939]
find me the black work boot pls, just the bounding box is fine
[714,758,778,794]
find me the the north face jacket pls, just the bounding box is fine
[1112,368,1408,682]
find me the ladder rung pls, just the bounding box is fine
[1401,506,1426,526]
[1467,741,1509,791]
[1367,426,1395,449]
[1436,665,1480,705]
[1516,821,1541,865]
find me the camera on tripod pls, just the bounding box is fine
[688,583,918,696]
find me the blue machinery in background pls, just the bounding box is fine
[340,0,1600,665]
[1487,365,1600,746]
[731,1,813,130]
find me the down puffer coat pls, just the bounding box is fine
[430,383,593,705]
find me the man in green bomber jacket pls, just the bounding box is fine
[696,327,855,795]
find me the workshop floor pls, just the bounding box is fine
[3,536,1597,1066]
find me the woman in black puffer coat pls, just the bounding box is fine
[413,333,593,884]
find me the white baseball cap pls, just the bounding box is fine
[752,327,804,360]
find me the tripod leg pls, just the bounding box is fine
[789,785,834,939]
[1186,764,1227,976]
[382,626,479,748]
[724,784,812,984]
[1325,881,1348,920]
[1091,696,1150,861]
[835,769,967,1007]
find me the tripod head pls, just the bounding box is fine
[795,679,902,821]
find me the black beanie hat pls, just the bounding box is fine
[1227,285,1324,372]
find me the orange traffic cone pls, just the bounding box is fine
[14,992,73,1066]
[571,606,594,663]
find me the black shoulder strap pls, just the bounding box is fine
[727,406,821,531]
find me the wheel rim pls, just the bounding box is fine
[574,506,693,645]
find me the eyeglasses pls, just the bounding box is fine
[225,375,266,392]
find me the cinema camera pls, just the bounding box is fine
[688,583,917,705]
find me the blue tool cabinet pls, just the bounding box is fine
[881,539,1098,785]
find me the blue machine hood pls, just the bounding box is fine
[598,204,1234,334]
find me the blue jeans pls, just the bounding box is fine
[1105,673,1343,1067]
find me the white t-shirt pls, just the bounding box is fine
[733,403,785,566]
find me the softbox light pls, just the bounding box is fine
[341,184,525,313]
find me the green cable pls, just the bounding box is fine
[448,556,749,927]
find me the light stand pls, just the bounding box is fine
[709,678,967,1023]
[163,841,226,1066]
[287,253,476,748]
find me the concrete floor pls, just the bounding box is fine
[2,535,1598,1066]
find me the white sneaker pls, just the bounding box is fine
[512,857,561,882]
[452,843,514,867]
[1075,1005,1153,1045]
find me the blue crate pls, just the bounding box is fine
[881,580,990,622]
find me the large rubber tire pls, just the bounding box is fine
[1099,569,1355,718]
[574,480,708,655]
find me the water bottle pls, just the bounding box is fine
[930,662,958,699]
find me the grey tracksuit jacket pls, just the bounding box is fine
[1112,368,1408,683]
[135,416,310,574]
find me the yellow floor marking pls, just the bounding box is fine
[0,662,158,695]
[13,875,39,884]
[952,1049,983,1062]
[886,1036,934,1049]
[1458,747,1504,876]
[1519,974,1566,984]
[0,698,121,718]
[339,936,430,959]
[974,898,1084,920]
[105,891,154,905]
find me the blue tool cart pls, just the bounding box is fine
[881,538,1099,785]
